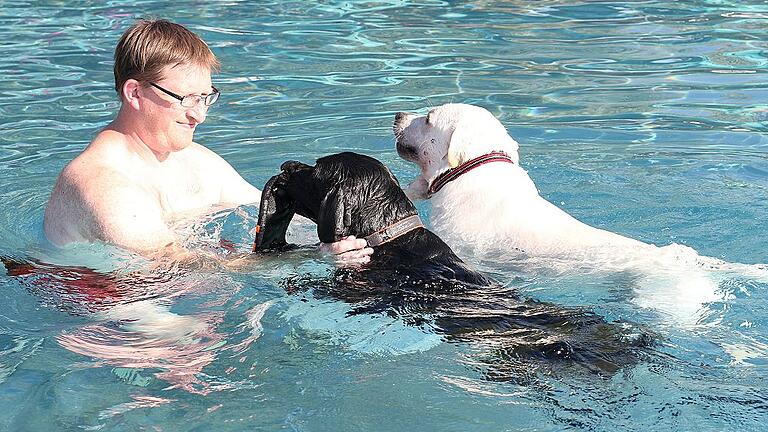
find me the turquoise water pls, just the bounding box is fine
[2,1,768,430]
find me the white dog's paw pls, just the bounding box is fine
[404,176,429,201]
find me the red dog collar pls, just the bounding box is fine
[427,151,515,197]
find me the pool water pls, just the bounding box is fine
[2,1,768,430]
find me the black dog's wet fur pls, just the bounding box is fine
[256,152,651,380]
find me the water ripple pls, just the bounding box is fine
[1,1,768,430]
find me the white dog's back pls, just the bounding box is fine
[429,161,651,259]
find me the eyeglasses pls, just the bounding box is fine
[149,82,220,108]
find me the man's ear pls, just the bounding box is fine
[122,79,142,110]
[447,117,520,167]
[253,172,296,252]
[317,183,352,244]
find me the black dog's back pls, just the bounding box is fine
[322,227,651,380]
[365,226,492,287]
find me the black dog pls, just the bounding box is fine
[255,152,650,381]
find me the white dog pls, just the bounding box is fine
[393,103,654,260]
[393,103,765,325]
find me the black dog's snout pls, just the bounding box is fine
[395,112,407,122]
[280,160,313,175]
[280,160,301,172]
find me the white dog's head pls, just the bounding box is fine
[393,103,520,181]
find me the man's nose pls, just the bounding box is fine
[186,103,208,124]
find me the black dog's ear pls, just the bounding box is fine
[317,182,353,244]
[253,171,296,252]
[254,160,317,252]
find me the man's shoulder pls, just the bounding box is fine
[63,129,137,175]
[44,136,154,246]
[56,162,145,207]
[56,148,146,205]
[59,154,127,188]
[182,142,228,162]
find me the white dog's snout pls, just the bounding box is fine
[393,112,420,162]
[393,111,415,133]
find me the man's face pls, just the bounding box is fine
[139,63,214,155]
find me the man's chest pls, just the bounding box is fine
[151,160,221,216]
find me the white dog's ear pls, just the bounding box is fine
[447,118,520,167]
[447,119,475,168]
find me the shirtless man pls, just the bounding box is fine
[43,19,371,263]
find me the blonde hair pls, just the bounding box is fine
[113,19,220,96]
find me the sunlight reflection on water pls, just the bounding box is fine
[1,1,768,431]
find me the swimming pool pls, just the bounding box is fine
[1,0,767,430]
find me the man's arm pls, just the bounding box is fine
[92,185,226,266]
[191,145,261,207]
[89,181,179,253]
[217,163,262,207]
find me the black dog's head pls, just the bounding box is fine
[254,152,418,250]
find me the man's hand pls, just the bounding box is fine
[319,235,373,266]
